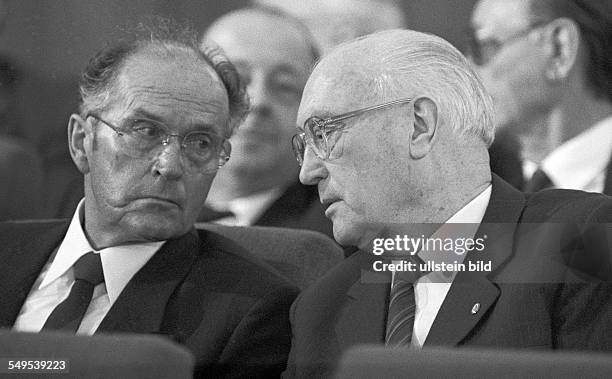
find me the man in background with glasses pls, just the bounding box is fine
[284,29,612,378]
[468,0,612,194]
[0,21,299,378]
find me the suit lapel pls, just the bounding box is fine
[96,231,200,335]
[0,220,69,328]
[425,176,526,346]
[335,252,390,347]
[603,156,612,196]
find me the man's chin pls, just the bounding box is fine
[332,222,361,248]
[333,220,387,252]
[123,215,190,242]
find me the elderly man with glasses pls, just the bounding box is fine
[468,0,612,194]
[284,29,612,378]
[0,21,299,378]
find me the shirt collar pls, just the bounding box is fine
[391,185,492,284]
[542,116,612,190]
[39,199,165,305]
[39,199,95,289]
[99,242,163,304]
[417,185,492,282]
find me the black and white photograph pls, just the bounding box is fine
[0,0,610,378]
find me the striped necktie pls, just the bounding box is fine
[385,260,428,347]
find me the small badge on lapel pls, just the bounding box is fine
[471,302,481,315]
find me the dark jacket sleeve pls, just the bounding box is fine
[197,284,300,378]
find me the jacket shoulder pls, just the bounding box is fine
[522,189,611,223]
[0,219,69,242]
[191,228,300,297]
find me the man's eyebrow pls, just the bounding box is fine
[129,109,164,122]
[128,108,218,132]
[272,64,303,77]
[309,110,337,119]
[231,60,250,69]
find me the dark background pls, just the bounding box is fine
[0,0,478,161]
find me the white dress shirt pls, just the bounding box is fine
[391,185,492,347]
[524,116,612,192]
[13,199,165,335]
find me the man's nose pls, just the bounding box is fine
[153,139,185,180]
[247,74,273,118]
[299,147,327,186]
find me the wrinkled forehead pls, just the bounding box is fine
[297,52,380,128]
[112,49,230,133]
[472,0,535,36]
[206,11,315,76]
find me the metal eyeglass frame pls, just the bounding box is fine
[466,20,550,66]
[292,98,413,166]
[86,113,231,173]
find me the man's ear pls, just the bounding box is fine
[545,18,580,81]
[68,114,91,174]
[409,96,438,159]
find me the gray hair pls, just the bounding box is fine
[331,29,494,146]
[78,17,249,137]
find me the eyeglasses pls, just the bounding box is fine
[466,21,549,66]
[86,114,231,173]
[291,98,413,166]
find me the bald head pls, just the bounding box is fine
[201,7,322,192]
[256,0,406,53]
[303,29,494,146]
[296,30,493,246]
[205,7,318,67]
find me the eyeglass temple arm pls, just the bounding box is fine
[320,98,413,126]
[86,114,123,134]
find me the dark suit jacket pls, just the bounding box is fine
[197,224,343,290]
[0,138,44,221]
[488,128,524,190]
[604,158,612,195]
[199,182,334,240]
[285,175,612,378]
[0,220,300,378]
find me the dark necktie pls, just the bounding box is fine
[385,259,428,347]
[42,252,104,332]
[524,168,554,192]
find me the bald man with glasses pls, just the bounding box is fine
[284,29,612,378]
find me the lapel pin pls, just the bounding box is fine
[471,302,480,315]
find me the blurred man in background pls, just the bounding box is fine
[255,0,406,54]
[200,6,333,237]
[0,55,44,221]
[469,0,612,194]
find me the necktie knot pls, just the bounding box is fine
[73,252,104,286]
[525,168,554,192]
[43,252,104,332]
[392,254,430,284]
